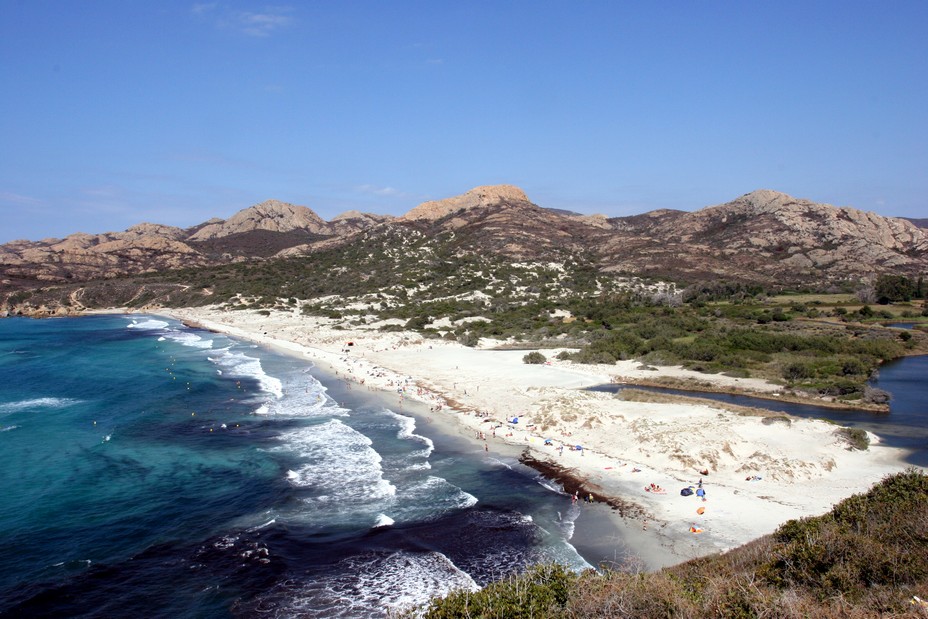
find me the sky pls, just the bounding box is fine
[1,1,926,243]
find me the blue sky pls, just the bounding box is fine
[1,1,926,242]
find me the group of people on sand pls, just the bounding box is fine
[571,491,595,505]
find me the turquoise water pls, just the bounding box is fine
[0,315,596,618]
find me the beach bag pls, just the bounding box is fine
[680,487,694,496]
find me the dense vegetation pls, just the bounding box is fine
[402,469,928,618]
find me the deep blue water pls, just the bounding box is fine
[0,315,596,618]
[590,355,928,466]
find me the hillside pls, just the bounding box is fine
[1,186,927,316]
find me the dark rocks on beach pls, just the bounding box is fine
[519,450,646,519]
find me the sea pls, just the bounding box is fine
[0,315,598,618]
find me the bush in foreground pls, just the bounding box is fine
[400,469,928,618]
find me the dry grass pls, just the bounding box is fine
[407,469,928,619]
[765,293,858,305]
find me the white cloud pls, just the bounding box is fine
[191,2,218,15]
[234,10,293,37]
[0,191,42,205]
[192,3,295,37]
[356,184,402,197]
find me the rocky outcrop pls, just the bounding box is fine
[0,199,390,288]
[597,190,927,283]
[328,210,393,235]
[401,185,533,221]
[187,199,330,240]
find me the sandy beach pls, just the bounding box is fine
[156,305,913,570]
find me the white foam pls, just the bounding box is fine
[263,551,477,618]
[0,397,80,414]
[488,457,514,470]
[557,503,582,541]
[536,478,563,494]
[207,349,283,399]
[376,410,436,473]
[393,476,478,523]
[279,420,396,503]
[384,409,435,457]
[374,513,394,528]
[0,425,18,432]
[162,330,213,349]
[247,518,277,532]
[126,319,169,330]
[256,372,348,418]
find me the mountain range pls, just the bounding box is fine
[1,186,926,305]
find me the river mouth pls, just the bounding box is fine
[588,355,928,468]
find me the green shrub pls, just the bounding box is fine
[523,351,547,364]
[458,332,480,347]
[782,362,813,381]
[840,427,870,450]
[418,564,575,619]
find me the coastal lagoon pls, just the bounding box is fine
[591,353,928,467]
[0,316,600,618]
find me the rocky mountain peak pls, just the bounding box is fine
[122,223,187,240]
[401,184,532,221]
[736,189,797,212]
[187,199,328,241]
[331,210,367,221]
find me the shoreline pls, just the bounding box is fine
[118,306,916,570]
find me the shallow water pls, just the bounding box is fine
[0,315,607,618]
[590,354,928,466]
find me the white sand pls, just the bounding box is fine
[156,306,913,569]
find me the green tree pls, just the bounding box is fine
[874,275,915,304]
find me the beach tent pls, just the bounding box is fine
[680,487,694,496]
